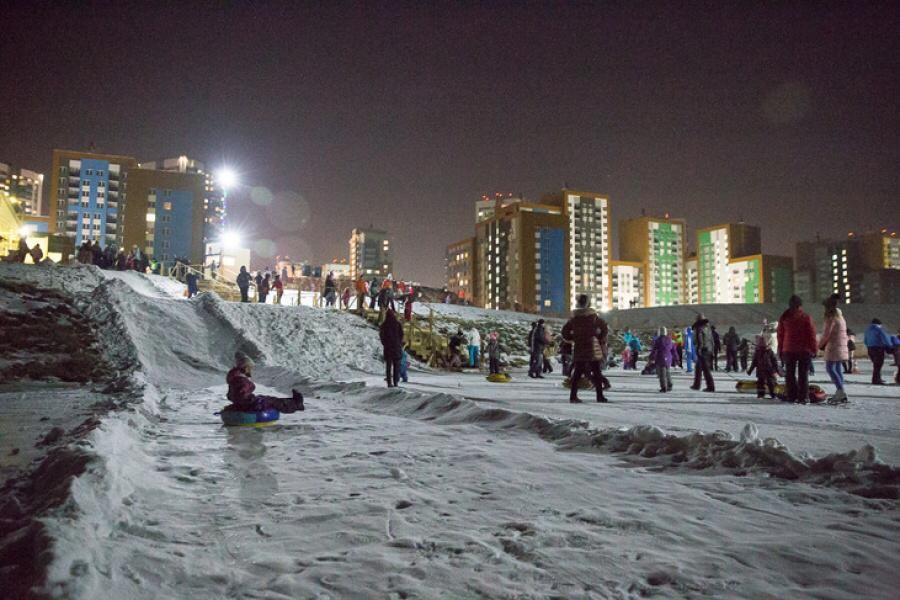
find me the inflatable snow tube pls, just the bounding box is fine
[563,377,594,390]
[486,373,512,383]
[220,408,280,427]
[735,380,758,392]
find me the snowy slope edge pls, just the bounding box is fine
[356,388,900,500]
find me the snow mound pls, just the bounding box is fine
[357,388,900,499]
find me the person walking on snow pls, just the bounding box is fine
[627,335,642,371]
[529,319,547,378]
[739,338,751,372]
[466,326,481,369]
[649,327,678,392]
[819,293,849,403]
[683,326,695,373]
[236,266,251,303]
[273,274,284,304]
[748,335,780,399]
[777,295,818,403]
[711,325,722,371]
[562,294,609,403]
[723,326,740,372]
[379,309,404,387]
[690,314,716,392]
[225,351,304,413]
[864,318,894,385]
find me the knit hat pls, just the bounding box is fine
[234,351,254,369]
[658,327,667,337]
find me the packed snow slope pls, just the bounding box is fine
[1,263,898,599]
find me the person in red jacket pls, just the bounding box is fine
[225,351,304,412]
[776,295,818,403]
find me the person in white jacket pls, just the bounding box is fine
[466,327,482,368]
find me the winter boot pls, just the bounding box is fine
[292,389,305,411]
[570,397,583,404]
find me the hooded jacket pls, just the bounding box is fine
[692,318,714,354]
[379,312,404,359]
[777,307,817,355]
[650,335,678,367]
[819,308,849,361]
[561,308,609,362]
[864,323,893,349]
[226,367,256,408]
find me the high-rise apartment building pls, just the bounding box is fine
[609,261,644,310]
[684,255,699,305]
[1,162,44,216]
[50,150,137,248]
[794,231,899,304]
[696,223,761,303]
[475,201,568,315]
[475,193,523,223]
[540,189,611,311]
[138,156,225,246]
[446,237,476,302]
[726,254,794,304]
[619,215,686,307]
[349,228,393,280]
[123,168,206,264]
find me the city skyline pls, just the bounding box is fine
[2,3,897,286]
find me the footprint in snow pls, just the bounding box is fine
[395,500,413,510]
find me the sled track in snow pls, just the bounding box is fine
[356,388,900,500]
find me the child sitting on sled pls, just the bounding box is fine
[225,351,305,413]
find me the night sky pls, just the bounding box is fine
[2,2,897,285]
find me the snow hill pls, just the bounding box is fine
[1,263,898,599]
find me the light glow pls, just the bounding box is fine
[216,167,238,190]
[221,230,242,249]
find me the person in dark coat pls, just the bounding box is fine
[777,295,818,403]
[739,338,751,372]
[711,325,722,371]
[29,243,43,264]
[723,326,740,372]
[258,274,270,304]
[748,335,780,399]
[690,313,716,392]
[369,277,380,309]
[379,309,404,387]
[529,319,547,378]
[186,271,199,298]
[236,266,251,303]
[561,294,609,403]
[225,351,304,413]
[559,338,573,378]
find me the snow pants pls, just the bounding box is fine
[570,360,606,402]
[783,352,811,403]
[868,347,886,383]
[725,349,738,372]
[691,352,715,391]
[468,345,479,368]
[239,286,249,303]
[489,356,500,375]
[656,365,672,391]
[385,356,401,387]
[756,373,776,398]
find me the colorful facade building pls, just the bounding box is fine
[609,260,644,310]
[446,237,476,301]
[50,149,137,249]
[475,201,568,315]
[684,255,699,305]
[619,215,686,307]
[696,223,761,304]
[123,168,206,265]
[137,156,226,248]
[349,227,393,280]
[726,254,794,304]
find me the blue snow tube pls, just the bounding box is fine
[220,408,280,427]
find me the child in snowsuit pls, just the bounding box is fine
[649,328,679,392]
[225,352,304,412]
[747,336,780,399]
[399,347,410,383]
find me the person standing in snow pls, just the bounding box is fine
[711,325,722,371]
[844,329,856,374]
[355,275,368,314]
[323,271,337,308]
[690,313,716,392]
[258,273,270,304]
[672,328,684,368]
[649,327,678,392]
[369,277,380,309]
[723,326,740,372]
[777,295,818,403]
[225,351,304,413]
[466,326,481,369]
[29,243,43,264]
[186,271,199,298]
[748,335,780,399]
[236,266,251,303]
[864,318,893,385]
[739,338,751,372]
[254,271,263,301]
[683,326,695,373]
[273,274,284,304]
[627,335,642,370]
[399,346,410,383]
[529,319,547,378]
[561,294,609,403]
[819,293,849,402]
[487,331,502,375]
[379,309,404,387]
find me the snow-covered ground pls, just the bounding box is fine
[1,263,898,599]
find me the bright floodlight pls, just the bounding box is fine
[18,225,34,237]
[221,230,242,249]
[217,167,238,190]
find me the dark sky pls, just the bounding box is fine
[3,2,898,285]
